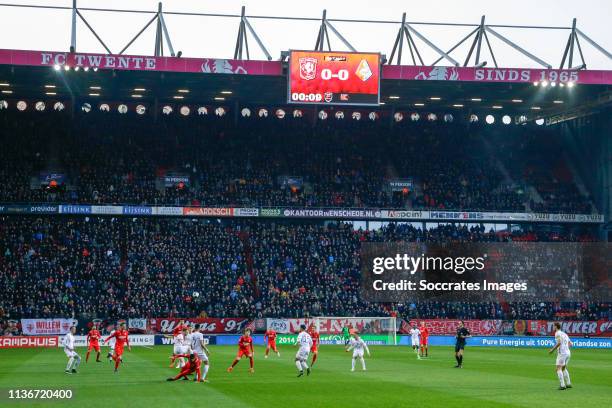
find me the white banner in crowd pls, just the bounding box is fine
[128,318,148,331]
[21,319,77,335]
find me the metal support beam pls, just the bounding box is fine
[119,13,158,55]
[325,21,356,52]
[70,0,77,52]
[432,26,478,66]
[405,23,459,66]
[314,9,327,51]
[154,2,163,56]
[475,15,485,65]
[159,12,176,56]
[234,6,272,60]
[244,17,272,60]
[485,26,552,68]
[576,28,612,60]
[76,9,112,54]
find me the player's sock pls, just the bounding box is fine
[459,355,463,366]
[301,361,309,370]
[563,369,571,386]
[455,355,460,365]
[311,353,318,366]
[66,357,74,371]
[114,357,120,371]
[96,352,101,362]
[557,369,565,387]
[202,364,209,380]
[230,359,239,368]
[295,361,303,371]
[74,355,81,369]
[360,357,366,370]
[351,358,356,371]
[86,351,90,363]
[249,357,254,369]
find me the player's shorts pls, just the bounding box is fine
[173,344,180,354]
[311,345,318,353]
[420,338,428,346]
[556,353,570,366]
[237,349,252,358]
[177,345,189,354]
[454,343,465,352]
[196,352,208,363]
[64,349,78,358]
[267,340,277,349]
[295,348,310,361]
[88,343,100,352]
[352,350,364,358]
[114,346,124,357]
[411,338,420,346]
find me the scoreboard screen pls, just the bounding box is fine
[287,50,380,106]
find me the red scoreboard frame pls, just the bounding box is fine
[287,50,381,106]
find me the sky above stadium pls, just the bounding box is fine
[1,0,611,69]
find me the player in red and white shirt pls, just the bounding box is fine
[103,323,131,373]
[308,324,320,367]
[167,353,204,382]
[419,321,429,358]
[264,328,280,358]
[171,320,189,368]
[227,328,254,373]
[86,323,102,363]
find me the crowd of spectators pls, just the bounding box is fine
[1,216,607,323]
[0,111,596,213]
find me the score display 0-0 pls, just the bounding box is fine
[287,50,381,106]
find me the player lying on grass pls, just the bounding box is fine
[295,324,313,377]
[549,322,573,390]
[104,322,131,373]
[167,352,205,383]
[86,322,102,363]
[227,328,254,373]
[346,333,370,372]
[63,326,81,374]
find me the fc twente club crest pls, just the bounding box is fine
[299,57,318,80]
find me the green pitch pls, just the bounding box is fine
[0,346,610,407]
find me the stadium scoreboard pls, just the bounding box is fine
[287,50,381,106]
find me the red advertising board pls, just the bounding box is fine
[403,319,503,336]
[527,320,612,337]
[288,50,380,106]
[0,336,59,348]
[149,318,249,334]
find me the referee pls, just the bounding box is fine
[454,321,471,368]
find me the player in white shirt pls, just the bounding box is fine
[409,323,421,360]
[295,324,313,377]
[106,325,116,362]
[548,322,573,390]
[63,326,81,374]
[190,325,211,381]
[173,328,190,368]
[346,333,370,371]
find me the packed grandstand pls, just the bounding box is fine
[0,108,609,336]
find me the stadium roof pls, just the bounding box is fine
[0,52,610,121]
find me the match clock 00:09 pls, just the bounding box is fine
[287,50,381,106]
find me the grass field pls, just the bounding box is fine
[0,345,610,407]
